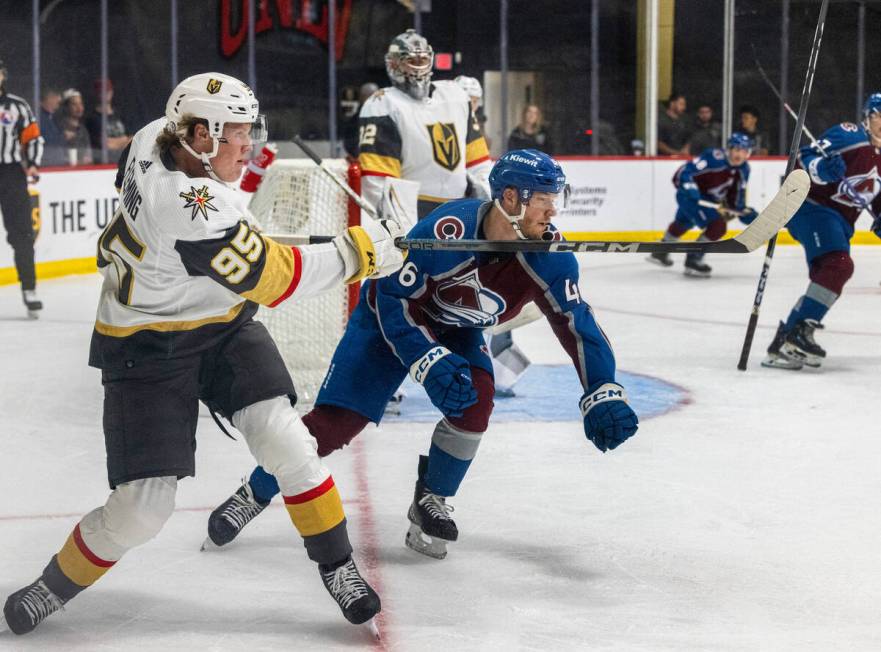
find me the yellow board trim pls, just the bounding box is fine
[284,484,346,537]
[0,256,97,286]
[241,237,297,305]
[465,136,490,165]
[94,302,245,337]
[561,230,881,246]
[359,152,401,178]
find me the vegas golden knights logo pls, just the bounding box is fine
[206,79,223,94]
[427,122,461,172]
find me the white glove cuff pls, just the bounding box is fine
[409,346,452,384]
[579,383,627,417]
[807,157,826,185]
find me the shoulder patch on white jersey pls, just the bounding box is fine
[179,184,219,221]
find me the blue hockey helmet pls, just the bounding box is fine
[863,92,881,119]
[489,149,568,204]
[727,131,755,151]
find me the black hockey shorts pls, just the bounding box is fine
[101,319,295,489]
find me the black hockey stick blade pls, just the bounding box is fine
[398,169,809,255]
[262,233,335,245]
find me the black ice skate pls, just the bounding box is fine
[646,252,673,267]
[22,290,42,319]
[2,578,64,635]
[780,319,826,368]
[761,321,804,370]
[202,481,269,550]
[405,455,458,560]
[319,556,381,631]
[683,254,712,278]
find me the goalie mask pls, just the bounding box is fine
[164,72,267,183]
[385,29,434,100]
[489,149,570,240]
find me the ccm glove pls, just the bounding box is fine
[580,382,639,453]
[333,218,406,283]
[410,346,478,417]
[812,154,846,184]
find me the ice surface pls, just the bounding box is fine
[1,247,879,650]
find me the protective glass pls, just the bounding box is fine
[218,114,268,145]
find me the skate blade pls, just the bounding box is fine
[761,354,803,370]
[405,523,448,559]
[26,310,40,320]
[363,618,381,640]
[200,536,221,552]
[683,268,711,278]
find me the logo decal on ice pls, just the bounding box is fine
[434,215,465,240]
[429,269,506,327]
[179,185,219,221]
[833,166,881,209]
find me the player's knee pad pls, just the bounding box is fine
[446,367,494,434]
[303,404,370,457]
[79,476,178,559]
[809,251,854,295]
[233,396,326,495]
[703,217,727,241]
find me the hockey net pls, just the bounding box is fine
[249,158,361,404]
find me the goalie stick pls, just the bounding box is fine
[737,0,829,371]
[397,169,808,255]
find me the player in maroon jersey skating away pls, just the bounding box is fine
[648,132,759,278]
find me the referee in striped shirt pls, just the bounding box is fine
[0,59,44,316]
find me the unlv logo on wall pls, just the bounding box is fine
[429,270,506,327]
[219,0,353,60]
[427,122,461,171]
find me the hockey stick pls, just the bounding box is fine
[753,43,878,221]
[291,134,379,219]
[698,199,748,219]
[737,0,829,371]
[398,169,807,254]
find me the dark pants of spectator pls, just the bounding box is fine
[0,164,36,290]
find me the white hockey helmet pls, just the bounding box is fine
[385,29,434,100]
[454,75,482,102]
[164,72,267,181]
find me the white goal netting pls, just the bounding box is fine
[249,158,357,403]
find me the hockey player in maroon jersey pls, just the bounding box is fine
[763,93,881,369]
[648,132,759,278]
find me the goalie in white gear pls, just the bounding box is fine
[358,29,493,221]
[1,72,404,637]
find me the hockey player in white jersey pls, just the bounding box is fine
[358,29,493,222]
[2,72,404,637]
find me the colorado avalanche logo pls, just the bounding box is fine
[434,215,465,240]
[431,269,506,327]
[833,166,881,209]
[706,177,735,201]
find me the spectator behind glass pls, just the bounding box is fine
[688,103,722,153]
[507,104,553,154]
[631,139,646,156]
[736,105,769,155]
[55,88,93,166]
[86,78,132,163]
[657,92,691,156]
[342,82,379,158]
[39,89,65,166]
